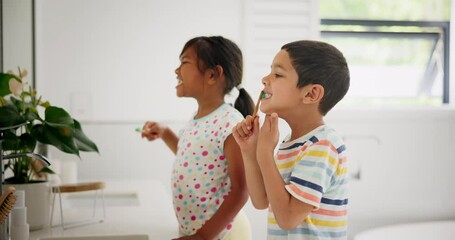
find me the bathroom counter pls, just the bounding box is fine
[30,179,179,240]
[354,220,455,240]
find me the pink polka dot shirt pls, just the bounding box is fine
[172,103,244,239]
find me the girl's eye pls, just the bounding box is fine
[274,73,282,78]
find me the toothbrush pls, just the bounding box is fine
[135,127,142,132]
[252,91,265,118]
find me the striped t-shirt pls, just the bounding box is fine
[268,125,348,240]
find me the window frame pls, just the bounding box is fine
[320,19,450,103]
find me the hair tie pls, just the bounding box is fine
[236,84,244,91]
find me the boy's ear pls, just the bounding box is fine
[301,84,324,104]
[206,65,224,85]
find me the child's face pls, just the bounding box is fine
[260,50,305,116]
[174,46,205,98]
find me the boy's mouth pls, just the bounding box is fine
[262,91,272,99]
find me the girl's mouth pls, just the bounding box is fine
[176,79,183,88]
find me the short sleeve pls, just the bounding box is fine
[284,140,339,209]
[217,109,243,152]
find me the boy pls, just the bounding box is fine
[232,40,350,240]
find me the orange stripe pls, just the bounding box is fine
[313,140,338,153]
[313,208,347,217]
[289,184,320,204]
[339,156,347,164]
[277,150,300,160]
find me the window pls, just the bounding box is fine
[320,0,451,106]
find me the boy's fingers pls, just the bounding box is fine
[245,115,254,130]
[252,115,260,133]
[270,112,279,133]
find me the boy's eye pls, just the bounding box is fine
[274,73,282,78]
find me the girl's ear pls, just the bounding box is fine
[301,84,324,104]
[206,65,224,85]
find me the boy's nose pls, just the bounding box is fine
[262,75,269,85]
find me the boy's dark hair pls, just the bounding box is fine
[181,36,254,118]
[282,40,350,116]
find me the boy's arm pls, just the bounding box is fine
[241,151,269,209]
[194,135,249,239]
[232,116,269,209]
[257,113,314,230]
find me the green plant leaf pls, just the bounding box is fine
[25,109,41,123]
[1,130,21,150]
[19,133,37,152]
[44,106,74,128]
[38,167,55,174]
[0,105,26,127]
[73,119,99,153]
[0,73,21,97]
[30,124,80,156]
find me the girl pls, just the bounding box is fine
[141,36,254,240]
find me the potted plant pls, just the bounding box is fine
[0,69,99,230]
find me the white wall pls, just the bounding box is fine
[2,0,33,81]
[35,0,244,121]
[327,107,455,238]
[33,1,455,240]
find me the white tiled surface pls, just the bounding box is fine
[30,180,178,240]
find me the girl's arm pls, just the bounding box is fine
[195,135,249,239]
[141,121,179,154]
[257,113,313,230]
[160,127,179,154]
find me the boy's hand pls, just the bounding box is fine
[257,113,279,157]
[141,121,167,141]
[232,115,260,154]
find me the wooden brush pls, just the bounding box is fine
[252,91,264,118]
[0,187,17,224]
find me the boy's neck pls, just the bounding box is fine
[286,112,324,141]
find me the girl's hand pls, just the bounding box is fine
[257,113,279,158]
[232,115,260,154]
[141,121,167,141]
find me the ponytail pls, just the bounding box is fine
[234,88,254,118]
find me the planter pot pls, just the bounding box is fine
[4,181,51,231]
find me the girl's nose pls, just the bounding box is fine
[175,67,180,75]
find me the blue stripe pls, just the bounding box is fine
[337,144,346,153]
[309,136,319,143]
[290,176,323,193]
[295,160,335,176]
[280,141,306,150]
[321,197,348,206]
[268,228,347,238]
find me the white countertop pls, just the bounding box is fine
[30,180,179,240]
[354,220,455,240]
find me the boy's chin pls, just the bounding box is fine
[259,106,272,115]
